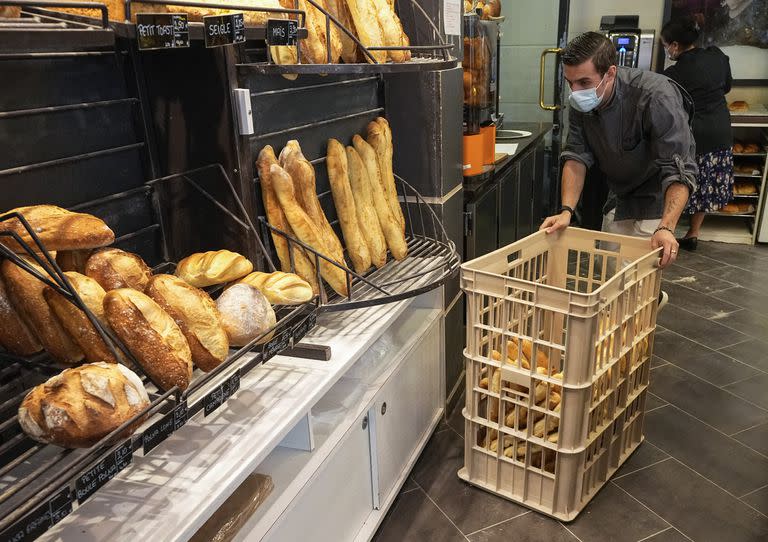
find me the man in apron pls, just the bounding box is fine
[540,32,697,307]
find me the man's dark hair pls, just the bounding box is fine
[561,31,617,75]
[661,16,700,47]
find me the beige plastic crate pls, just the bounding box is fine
[458,228,662,521]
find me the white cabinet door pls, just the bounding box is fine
[372,319,441,505]
[264,410,373,542]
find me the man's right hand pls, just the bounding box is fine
[540,211,572,234]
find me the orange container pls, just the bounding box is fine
[481,124,496,165]
[463,133,485,176]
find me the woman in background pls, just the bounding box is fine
[662,16,734,250]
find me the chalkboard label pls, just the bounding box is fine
[203,13,246,48]
[203,373,241,417]
[75,440,133,505]
[265,18,298,46]
[0,487,72,542]
[292,310,317,344]
[262,328,291,362]
[142,400,188,455]
[136,13,190,50]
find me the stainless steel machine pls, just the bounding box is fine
[599,15,655,70]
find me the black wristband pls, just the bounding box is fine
[559,205,575,216]
[653,226,674,236]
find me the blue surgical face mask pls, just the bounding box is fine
[568,74,608,113]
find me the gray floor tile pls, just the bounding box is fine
[698,241,768,267]
[661,265,735,294]
[662,281,741,319]
[656,305,748,350]
[642,527,691,541]
[715,308,768,342]
[724,373,768,410]
[566,483,669,542]
[372,488,467,542]
[704,266,768,294]
[742,486,768,516]
[733,422,768,457]
[613,441,670,479]
[400,477,418,493]
[614,459,768,541]
[650,354,669,370]
[644,406,768,496]
[712,286,768,318]
[467,512,577,542]
[446,397,465,438]
[719,338,768,373]
[649,364,768,434]
[653,329,761,385]
[645,393,669,411]
[411,427,527,534]
[672,251,726,272]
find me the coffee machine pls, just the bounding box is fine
[599,15,655,70]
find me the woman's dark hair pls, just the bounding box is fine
[661,16,701,46]
[561,32,617,75]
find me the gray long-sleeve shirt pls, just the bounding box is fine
[561,67,698,221]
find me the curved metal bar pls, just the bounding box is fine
[0,0,109,27]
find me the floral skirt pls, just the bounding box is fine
[686,148,734,214]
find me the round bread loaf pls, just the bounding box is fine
[104,288,192,391]
[44,272,119,364]
[85,248,152,291]
[0,205,114,253]
[728,100,748,112]
[146,274,229,372]
[1,259,83,364]
[237,271,314,305]
[18,362,150,448]
[216,284,276,347]
[175,250,253,287]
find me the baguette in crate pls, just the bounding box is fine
[459,228,662,521]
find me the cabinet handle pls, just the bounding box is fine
[381,402,387,416]
[362,415,368,430]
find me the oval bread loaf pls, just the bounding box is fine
[216,284,276,347]
[175,250,253,288]
[0,205,114,253]
[104,288,193,391]
[0,273,41,356]
[18,362,150,448]
[44,272,119,364]
[146,274,229,372]
[237,271,314,305]
[1,259,84,364]
[85,248,153,291]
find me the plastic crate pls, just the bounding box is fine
[458,228,662,521]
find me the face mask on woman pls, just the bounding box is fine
[568,74,608,113]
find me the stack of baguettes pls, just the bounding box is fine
[257,116,408,299]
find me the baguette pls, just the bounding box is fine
[346,146,388,268]
[104,288,192,392]
[270,164,350,297]
[281,141,346,265]
[44,272,119,364]
[0,273,41,356]
[237,271,314,305]
[326,0,358,63]
[166,0,279,25]
[175,250,253,288]
[298,0,342,63]
[345,0,388,63]
[1,259,83,364]
[327,139,372,274]
[369,0,410,62]
[18,362,149,448]
[257,146,319,294]
[0,205,114,253]
[367,119,406,232]
[146,274,229,372]
[352,135,407,259]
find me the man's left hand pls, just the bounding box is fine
[651,228,679,268]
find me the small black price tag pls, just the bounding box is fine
[136,13,190,50]
[142,400,188,455]
[203,13,246,48]
[262,328,291,362]
[75,440,133,505]
[203,372,241,417]
[0,487,72,542]
[292,310,318,344]
[265,18,298,46]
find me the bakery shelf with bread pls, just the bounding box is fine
[256,119,459,311]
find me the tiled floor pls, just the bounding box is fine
[374,241,768,542]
